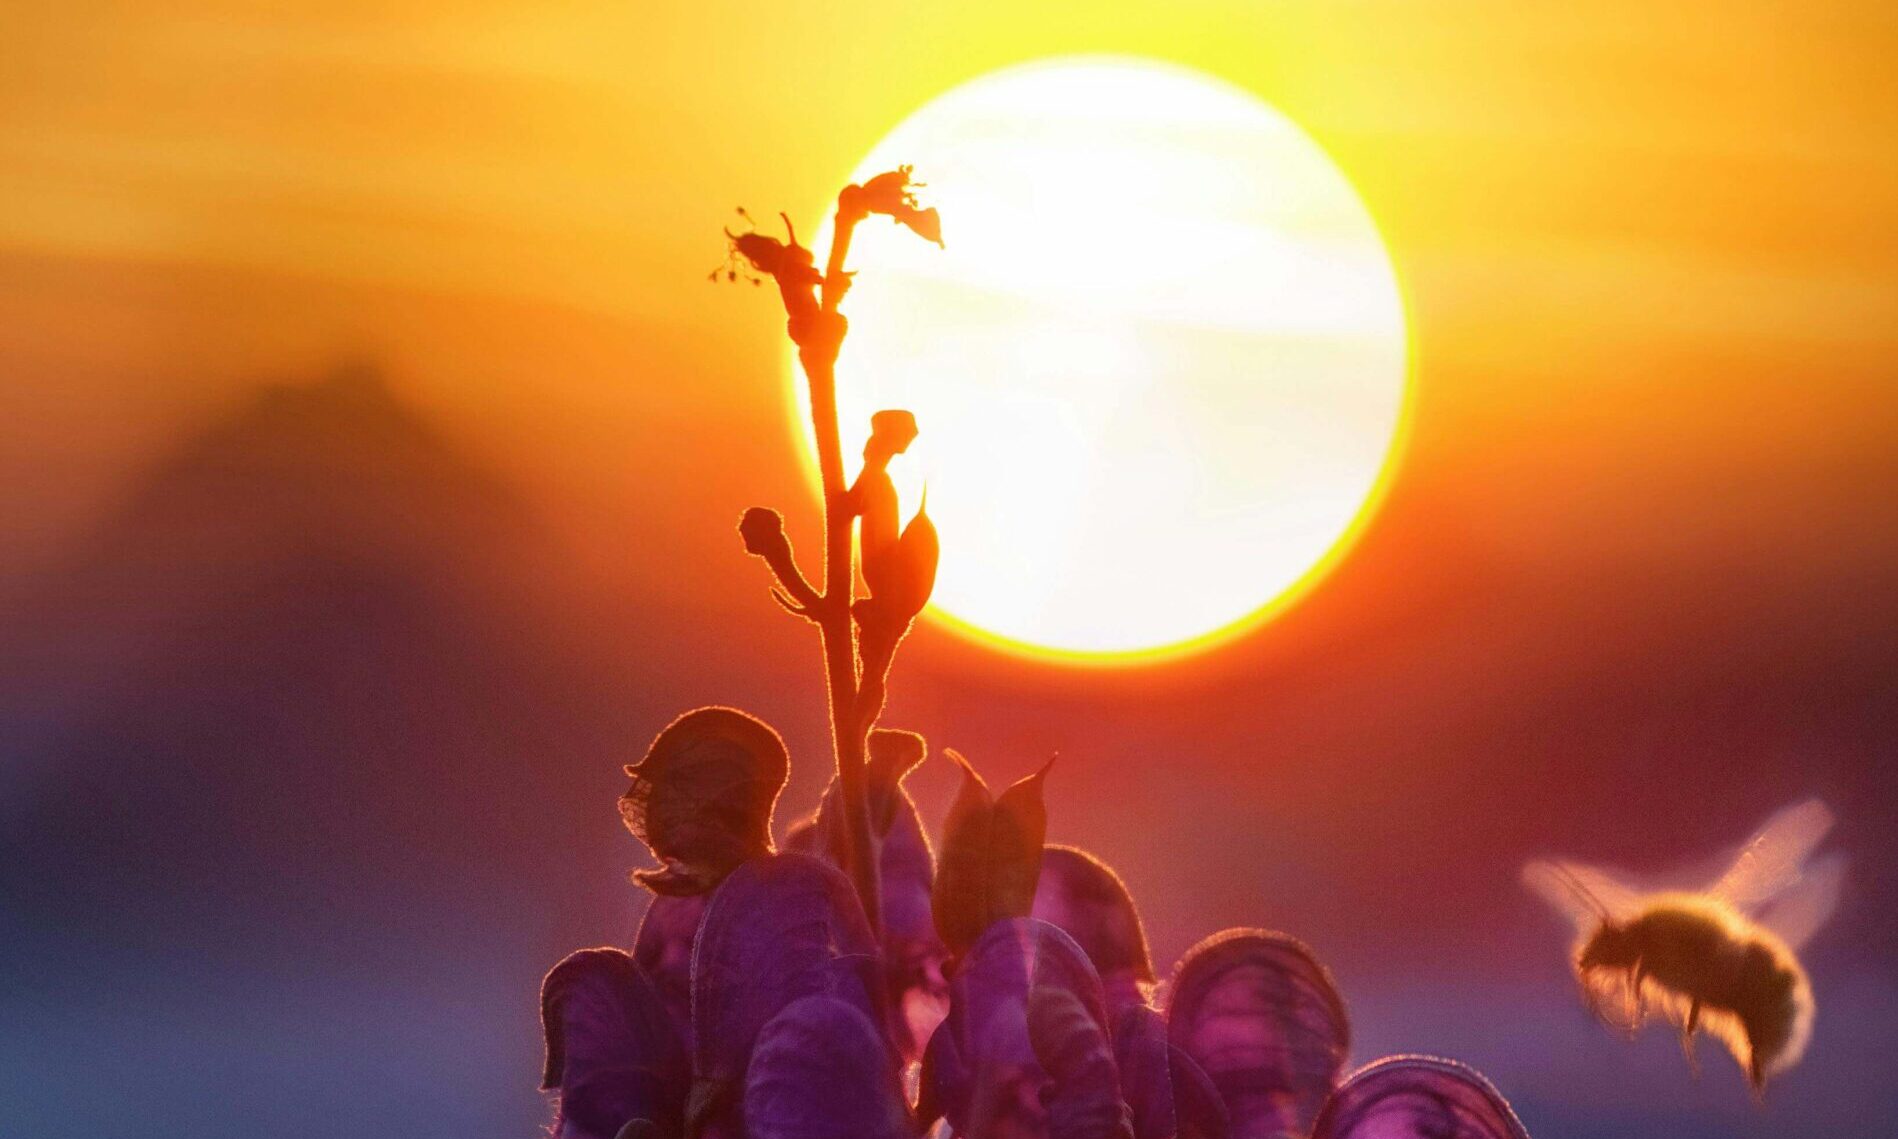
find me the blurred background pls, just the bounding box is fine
[1,3,1895,1137]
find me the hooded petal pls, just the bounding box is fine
[631,893,709,1051]
[539,948,686,1139]
[621,707,790,897]
[1311,1056,1531,1139]
[1034,986,1135,1139]
[798,729,947,1063]
[1034,845,1157,1006]
[1167,930,1351,1139]
[745,995,914,1139]
[924,918,1130,1139]
[688,853,890,1136]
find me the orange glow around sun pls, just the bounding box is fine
[794,57,1410,663]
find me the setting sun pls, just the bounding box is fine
[796,57,1409,662]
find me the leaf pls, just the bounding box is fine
[768,588,809,620]
[932,751,1050,958]
[990,759,1052,925]
[932,752,994,957]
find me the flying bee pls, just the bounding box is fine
[1523,798,1847,1094]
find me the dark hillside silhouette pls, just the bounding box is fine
[0,364,620,1137]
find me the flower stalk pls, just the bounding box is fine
[725,169,942,931]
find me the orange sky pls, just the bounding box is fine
[4,2,1894,595]
[2,0,1895,696]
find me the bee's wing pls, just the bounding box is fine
[1522,859,1645,933]
[1756,851,1847,950]
[1707,798,1834,914]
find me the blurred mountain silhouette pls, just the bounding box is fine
[4,361,564,925]
[0,363,622,1136]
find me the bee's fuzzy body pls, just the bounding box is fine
[1574,894,1811,1090]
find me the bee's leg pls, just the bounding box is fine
[1680,999,1702,1076]
[1629,959,1647,1026]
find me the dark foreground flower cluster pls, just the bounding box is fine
[539,167,1536,1139]
[537,705,1535,1139]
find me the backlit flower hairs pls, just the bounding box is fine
[619,706,789,897]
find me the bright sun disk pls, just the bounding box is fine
[791,56,1410,663]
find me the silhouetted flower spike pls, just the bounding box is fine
[854,411,915,558]
[737,506,785,556]
[714,169,946,931]
[631,893,708,1050]
[745,995,912,1139]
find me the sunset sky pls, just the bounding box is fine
[1,4,1894,1138]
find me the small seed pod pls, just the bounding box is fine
[738,507,788,558]
[885,504,939,619]
[858,498,936,622]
